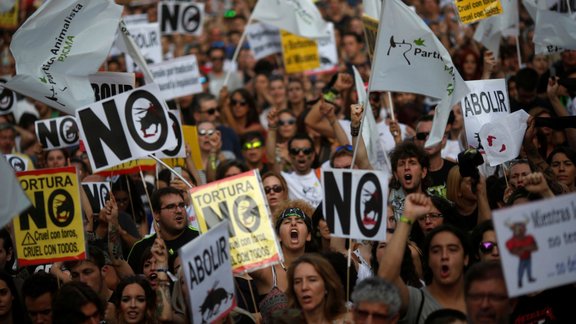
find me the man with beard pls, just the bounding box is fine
[389,141,431,221]
[379,193,470,323]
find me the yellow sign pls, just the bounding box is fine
[191,170,281,273]
[162,125,203,170]
[281,30,320,74]
[455,0,503,24]
[0,2,18,29]
[13,167,86,266]
[362,14,379,59]
[96,159,156,177]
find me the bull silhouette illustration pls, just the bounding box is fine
[199,281,234,324]
[135,103,163,138]
[55,197,73,221]
[362,187,381,226]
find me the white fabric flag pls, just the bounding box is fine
[522,0,569,54]
[363,0,382,19]
[0,0,16,13]
[479,110,529,166]
[371,0,469,147]
[0,156,30,229]
[251,0,329,38]
[5,0,123,116]
[473,0,519,57]
[352,66,390,173]
[533,9,576,51]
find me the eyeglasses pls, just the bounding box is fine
[335,144,353,153]
[278,118,296,126]
[417,213,443,222]
[289,147,314,156]
[211,56,224,61]
[198,129,216,136]
[243,140,263,150]
[201,108,217,115]
[264,184,283,194]
[230,99,247,106]
[479,241,498,254]
[415,132,430,141]
[354,309,392,322]
[160,202,187,211]
[466,293,508,303]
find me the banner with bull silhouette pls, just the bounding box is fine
[35,116,80,150]
[75,83,177,173]
[181,220,235,324]
[493,192,576,297]
[12,166,86,266]
[191,170,282,273]
[322,169,389,241]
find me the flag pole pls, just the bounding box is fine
[515,35,522,68]
[148,154,194,189]
[223,15,254,86]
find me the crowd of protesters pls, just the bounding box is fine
[1,0,576,323]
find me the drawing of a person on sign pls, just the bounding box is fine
[505,218,538,288]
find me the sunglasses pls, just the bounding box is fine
[264,184,283,194]
[231,99,247,106]
[335,144,353,153]
[479,241,498,254]
[198,129,216,136]
[201,108,217,115]
[415,132,430,141]
[243,140,263,150]
[278,118,296,126]
[289,147,314,156]
[211,56,224,61]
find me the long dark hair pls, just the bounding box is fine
[230,88,260,127]
[0,271,27,322]
[115,276,156,324]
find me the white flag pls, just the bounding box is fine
[363,0,382,19]
[522,0,571,55]
[352,66,390,173]
[370,0,469,148]
[533,9,576,51]
[0,156,30,228]
[479,110,529,166]
[0,0,16,13]
[473,0,519,57]
[251,0,329,38]
[4,0,123,115]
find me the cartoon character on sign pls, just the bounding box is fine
[386,36,413,65]
[505,218,538,288]
[135,103,163,138]
[200,281,234,323]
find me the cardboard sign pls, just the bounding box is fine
[456,0,503,24]
[89,72,135,102]
[493,193,576,297]
[306,23,338,75]
[0,77,16,116]
[123,22,163,73]
[191,170,282,273]
[361,14,379,59]
[160,125,203,170]
[35,116,80,150]
[281,30,320,74]
[180,221,236,324]
[461,79,510,148]
[96,159,156,177]
[0,0,18,29]
[4,154,33,172]
[76,83,177,173]
[159,1,204,35]
[154,109,186,159]
[149,55,203,100]
[246,23,282,61]
[81,181,111,214]
[322,169,389,241]
[13,166,86,266]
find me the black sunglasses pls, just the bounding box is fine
[264,184,283,194]
[202,108,217,115]
[211,56,224,61]
[415,132,430,141]
[479,241,498,254]
[289,147,314,156]
[278,118,296,126]
[231,99,247,106]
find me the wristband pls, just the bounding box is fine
[350,125,360,137]
[399,216,413,225]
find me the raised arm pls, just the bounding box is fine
[350,104,372,170]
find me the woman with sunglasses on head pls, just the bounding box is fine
[221,88,265,136]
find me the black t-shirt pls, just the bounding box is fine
[511,284,576,323]
[427,159,457,198]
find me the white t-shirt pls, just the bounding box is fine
[281,170,323,208]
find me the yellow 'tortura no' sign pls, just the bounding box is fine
[13,167,86,266]
[456,0,503,24]
[191,170,282,273]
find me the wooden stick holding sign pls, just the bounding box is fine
[149,154,194,189]
[223,16,254,86]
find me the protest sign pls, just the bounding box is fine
[0,156,30,228]
[13,166,86,266]
[0,0,18,29]
[191,170,282,273]
[161,125,203,170]
[96,159,156,177]
[35,116,80,150]
[322,169,389,241]
[306,23,338,75]
[455,0,503,24]
[4,154,33,172]
[149,55,202,100]
[493,193,576,297]
[159,1,204,35]
[0,77,16,116]
[89,72,135,102]
[478,110,529,166]
[461,79,510,148]
[281,30,320,74]
[123,13,148,25]
[361,14,379,59]
[76,83,177,173]
[246,23,282,61]
[181,221,235,324]
[81,182,111,214]
[154,109,186,159]
[123,22,163,73]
